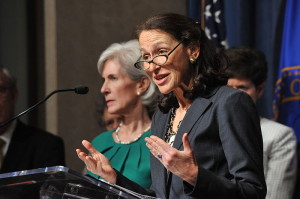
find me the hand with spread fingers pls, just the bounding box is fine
[145,133,198,186]
[76,140,117,184]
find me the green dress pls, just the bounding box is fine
[87,129,152,188]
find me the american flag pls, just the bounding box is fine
[187,0,227,48]
[203,0,227,48]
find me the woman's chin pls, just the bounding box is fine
[158,87,173,95]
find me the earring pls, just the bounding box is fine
[137,91,140,96]
[190,57,196,64]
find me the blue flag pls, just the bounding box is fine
[272,0,300,141]
[187,0,227,48]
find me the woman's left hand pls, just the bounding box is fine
[145,133,198,186]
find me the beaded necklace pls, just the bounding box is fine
[165,107,183,144]
[115,122,151,145]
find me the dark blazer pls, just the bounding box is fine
[0,120,65,174]
[116,86,266,199]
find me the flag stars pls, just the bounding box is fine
[204,0,227,48]
[221,40,229,49]
[204,5,212,19]
[215,10,221,23]
[205,27,212,40]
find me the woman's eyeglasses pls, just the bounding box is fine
[134,40,183,71]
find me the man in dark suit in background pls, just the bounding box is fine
[0,66,65,174]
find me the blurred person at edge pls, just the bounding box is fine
[225,46,297,199]
[96,95,123,131]
[85,39,158,188]
[102,106,122,131]
[0,66,65,174]
[77,13,266,198]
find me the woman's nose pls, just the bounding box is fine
[100,83,108,94]
[148,62,160,72]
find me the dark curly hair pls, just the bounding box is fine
[224,46,268,88]
[136,13,228,113]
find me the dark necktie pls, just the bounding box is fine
[0,138,6,168]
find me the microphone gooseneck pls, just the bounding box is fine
[0,85,89,128]
[74,86,89,94]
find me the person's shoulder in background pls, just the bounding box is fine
[14,120,65,166]
[260,118,296,141]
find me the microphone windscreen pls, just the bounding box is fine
[74,86,89,94]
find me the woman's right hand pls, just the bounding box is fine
[76,140,117,184]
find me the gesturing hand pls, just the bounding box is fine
[145,133,198,186]
[76,140,117,184]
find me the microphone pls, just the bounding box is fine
[0,85,89,128]
[74,85,89,94]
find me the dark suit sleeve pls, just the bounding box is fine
[32,131,65,168]
[185,91,266,198]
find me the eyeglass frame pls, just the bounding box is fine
[134,39,184,71]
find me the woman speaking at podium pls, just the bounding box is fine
[77,13,266,198]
